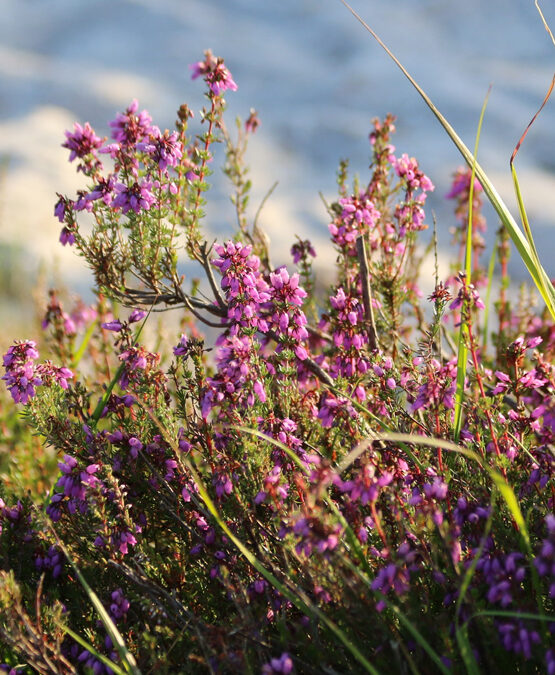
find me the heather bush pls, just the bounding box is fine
[0,48,554,675]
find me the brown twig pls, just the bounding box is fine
[356,235,379,352]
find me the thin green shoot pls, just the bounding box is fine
[71,319,98,369]
[61,624,130,675]
[453,87,489,441]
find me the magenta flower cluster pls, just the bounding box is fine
[2,340,73,404]
[1,57,553,675]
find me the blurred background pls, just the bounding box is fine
[1,0,554,329]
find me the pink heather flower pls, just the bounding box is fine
[189,50,237,96]
[391,153,434,192]
[62,122,103,163]
[269,267,307,307]
[2,340,42,404]
[245,108,260,133]
[446,166,482,199]
[212,240,271,333]
[329,194,380,254]
[253,379,266,403]
[109,99,153,145]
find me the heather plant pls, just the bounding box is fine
[0,42,554,675]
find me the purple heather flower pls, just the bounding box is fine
[86,174,116,205]
[111,529,138,556]
[109,99,153,146]
[59,226,76,246]
[118,345,161,390]
[102,319,124,332]
[449,272,485,312]
[62,122,103,163]
[54,195,72,222]
[371,562,411,610]
[291,238,316,264]
[137,128,183,172]
[109,588,130,621]
[173,334,189,357]
[128,437,143,459]
[412,358,457,413]
[245,108,260,134]
[128,309,147,323]
[2,340,42,403]
[112,180,156,214]
[261,652,294,675]
[446,167,482,199]
[35,545,64,580]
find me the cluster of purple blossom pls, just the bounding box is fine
[2,340,73,404]
[1,54,554,675]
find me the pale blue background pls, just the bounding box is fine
[1,0,554,304]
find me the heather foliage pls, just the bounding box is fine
[0,51,554,675]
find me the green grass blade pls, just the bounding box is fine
[453,86,488,435]
[61,625,130,675]
[387,603,451,675]
[508,73,555,315]
[90,362,126,425]
[71,319,98,369]
[510,164,543,275]
[339,0,555,318]
[370,433,526,541]
[468,609,554,623]
[465,87,490,281]
[455,624,480,675]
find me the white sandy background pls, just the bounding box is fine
[1,0,554,317]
